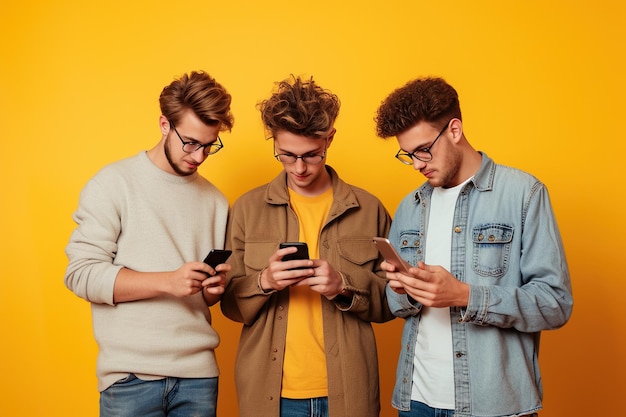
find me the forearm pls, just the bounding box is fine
[113,268,172,303]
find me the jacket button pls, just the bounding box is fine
[454,227,461,233]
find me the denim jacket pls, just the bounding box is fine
[387,153,572,417]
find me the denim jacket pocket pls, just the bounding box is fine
[471,223,513,278]
[398,231,422,267]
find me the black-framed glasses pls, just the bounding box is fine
[395,119,452,164]
[170,122,223,156]
[274,140,328,165]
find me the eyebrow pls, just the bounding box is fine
[178,130,217,145]
[276,145,325,155]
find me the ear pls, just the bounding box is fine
[325,128,337,148]
[159,115,171,135]
[448,118,463,143]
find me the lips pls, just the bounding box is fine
[184,160,201,170]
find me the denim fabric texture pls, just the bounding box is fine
[280,397,329,417]
[387,153,572,417]
[99,374,218,417]
[399,400,455,417]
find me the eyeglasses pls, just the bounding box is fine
[274,140,328,164]
[170,122,223,156]
[395,120,451,164]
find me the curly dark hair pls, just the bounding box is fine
[258,75,340,139]
[375,77,461,138]
[159,71,234,132]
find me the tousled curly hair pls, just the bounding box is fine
[259,75,340,139]
[159,71,234,132]
[375,77,461,138]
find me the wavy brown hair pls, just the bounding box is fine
[375,77,461,138]
[159,71,234,131]
[258,75,340,139]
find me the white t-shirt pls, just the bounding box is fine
[411,179,470,408]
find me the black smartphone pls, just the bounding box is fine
[202,249,232,268]
[372,237,412,274]
[279,242,310,267]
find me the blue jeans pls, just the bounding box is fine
[99,374,218,417]
[398,401,454,417]
[280,397,329,417]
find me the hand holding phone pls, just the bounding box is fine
[203,249,232,269]
[279,242,310,270]
[372,237,412,275]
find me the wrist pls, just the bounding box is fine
[333,272,353,303]
[257,268,272,293]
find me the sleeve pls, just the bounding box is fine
[220,199,278,325]
[386,284,423,317]
[63,176,123,305]
[334,198,395,323]
[461,183,573,332]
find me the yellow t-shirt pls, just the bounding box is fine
[281,187,333,399]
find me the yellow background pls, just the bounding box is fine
[1,0,623,416]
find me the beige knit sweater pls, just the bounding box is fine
[64,151,228,392]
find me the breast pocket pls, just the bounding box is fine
[471,224,513,278]
[336,237,379,269]
[398,231,422,267]
[243,241,280,273]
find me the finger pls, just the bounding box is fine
[214,263,231,273]
[204,285,225,295]
[202,275,225,287]
[381,260,397,272]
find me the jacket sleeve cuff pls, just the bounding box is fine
[256,267,276,295]
[459,285,488,324]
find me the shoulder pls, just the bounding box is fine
[348,183,385,206]
[232,183,270,207]
[493,163,543,191]
[91,153,143,181]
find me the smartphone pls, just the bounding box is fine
[372,237,412,274]
[202,249,232,268]
[279,242,310,268]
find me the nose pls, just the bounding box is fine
[412,158,427,170]
[190,147,208,163]
[294,158,308,173]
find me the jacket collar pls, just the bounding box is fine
[413,152,495,203]
[264,165,360,217]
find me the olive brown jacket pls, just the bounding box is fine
[221,166,394,417]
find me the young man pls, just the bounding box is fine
[374,77,573,417]
[64,71,234,417]
[221,75,394,417]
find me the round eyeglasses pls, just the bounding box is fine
[273,139,328,165]
[170,122,223,156]
[274,153,326,164]
[395,120,451,164]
